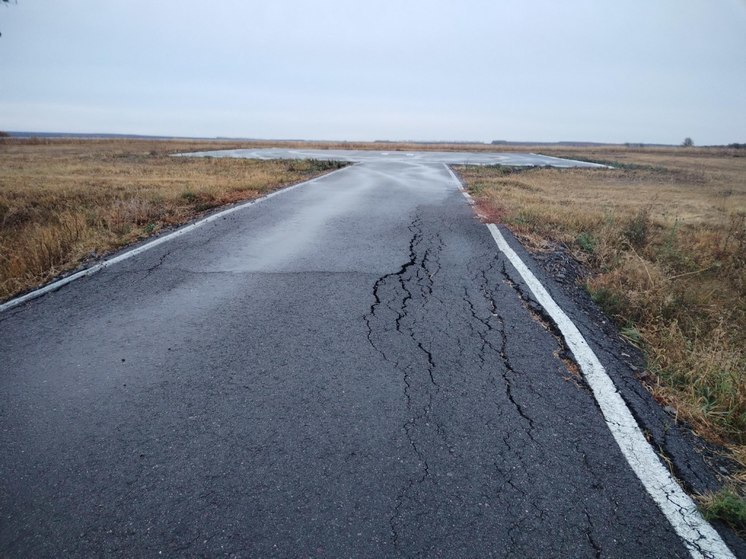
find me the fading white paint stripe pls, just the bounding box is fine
[0,165,351,314]
[529,152,611,168]
[443,163,733,558]
[443,166,474,203]
[486,224,733,559]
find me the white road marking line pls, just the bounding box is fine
[0,165,352,314]
[444,163,734,559]
[529,152,610,168]
[443,166,474,202]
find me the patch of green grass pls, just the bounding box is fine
[308,158,346,171]
[587,284,624,318]
[620,326,643,347]
[286,159,346,173]
[467,181,489,195]
[181,190,197,202]
[576,232,597,254]
[623,209,650,248]
[700,488,746,535]
[481,164,522,175]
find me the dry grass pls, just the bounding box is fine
[0,138,345,300]
[455,146,746,478]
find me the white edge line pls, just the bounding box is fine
[529,152,611,168]
[0,164,352,314]
[443,165,474,202]
[443,163,733,559]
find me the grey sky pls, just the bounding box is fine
[1,0,745,144]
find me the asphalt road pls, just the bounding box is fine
[0,155,737,557]
[181,147,606,167]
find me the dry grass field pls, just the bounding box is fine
[455,146,746,524]
[0,138,345,301]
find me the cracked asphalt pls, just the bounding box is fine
[0,158,739,557]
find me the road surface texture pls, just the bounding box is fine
[181,147,602,167]
[1,152,742,557]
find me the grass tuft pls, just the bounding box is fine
[576,232,597,254]
[699,487,746,536]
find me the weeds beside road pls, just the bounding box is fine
[0,139,345,302]
[455,146,746,531]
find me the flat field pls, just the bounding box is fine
[455,146,746,507]
[0,138,344,301]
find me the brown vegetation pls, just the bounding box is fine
[455,146,746,486]
[0,138,344,301]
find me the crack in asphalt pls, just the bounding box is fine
[363,220,617,554]
[473,256,538,443]
[363,216,600,554]
[358,211,725,557]
[143,249,173,277]
[494,256,717,506]
[497,262,594,396]
[363,214,446,550]
[584,510,603,558]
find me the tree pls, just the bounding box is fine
[682,137,694,147]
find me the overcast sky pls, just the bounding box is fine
[1,0,745,144]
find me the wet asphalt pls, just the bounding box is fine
[180,147,606,168]
[0,156,731,557]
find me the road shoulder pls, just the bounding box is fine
[493,224,746,556]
